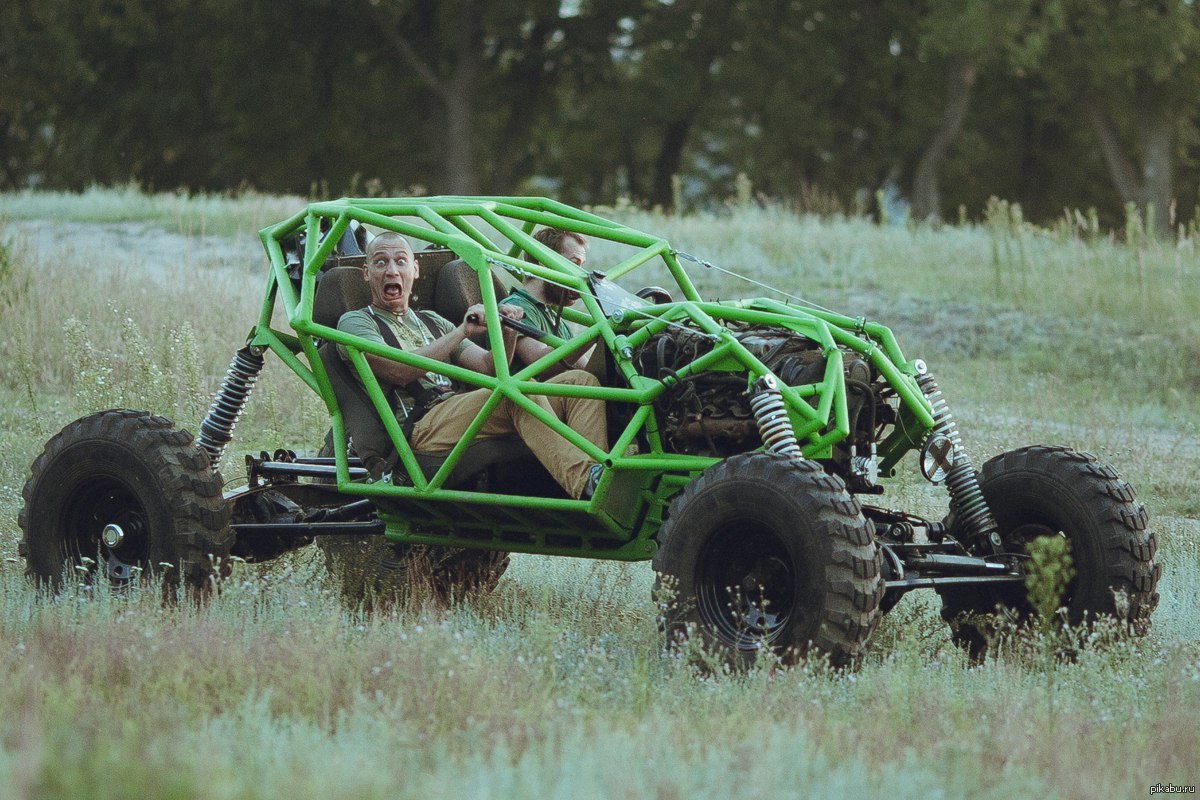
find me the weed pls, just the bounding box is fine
[0,230,28,311]
[1025,535,1075,637]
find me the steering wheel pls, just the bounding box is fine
[464,311,551,341]
[499,314,550,340]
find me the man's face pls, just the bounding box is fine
[557,236,587,270]
[546,236,587,305]
[363,236,416,313]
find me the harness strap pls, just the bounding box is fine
[367,307,453,433]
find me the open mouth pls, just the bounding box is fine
[382,281,404,301]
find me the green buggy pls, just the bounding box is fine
[19,197,1160,664]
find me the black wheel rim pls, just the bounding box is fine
[696,522,796,650]
[60,477,152,586]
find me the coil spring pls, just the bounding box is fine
[750,376,802,459]
[198,347,265,467]
[917,372,1000,550]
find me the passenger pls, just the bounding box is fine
[501,228,594,376]
[337,232,605,498]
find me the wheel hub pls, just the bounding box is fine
[65,480,153,586]
[101,523,125,548]
[100,508,149,583]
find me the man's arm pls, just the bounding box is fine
[362,332,467,386]
[338,309,470,386]
[453,304,522,376]
[514,335,593,377]
[500,293,591,376]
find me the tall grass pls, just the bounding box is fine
[0,558,1196,799]
[1,189,1198,798]
[597,202,1200,332]
[0,183,304,237]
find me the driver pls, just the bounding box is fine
[337,232,606,499]
[501,227,594,376]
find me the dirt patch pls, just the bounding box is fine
[4,219,266,285]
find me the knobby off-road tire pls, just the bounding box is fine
[653,452,883,668]
[18,409,233,595]
[314,432,509,608]
[938,446,1160,655]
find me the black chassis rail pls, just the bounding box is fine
[229,453,384,547]
[867,505,1028,598]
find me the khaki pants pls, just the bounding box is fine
[409,370,606,498]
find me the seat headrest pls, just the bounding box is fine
[312,267,372,330]
[410,247,457,310]
[434,259,509,324]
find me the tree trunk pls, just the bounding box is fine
[488,20,552,193]
[911,52,977,224]
[371,0,480,194]
[0,109,13,188]
[1138,119,1173,234]
[442,0,480,194]
[443,92,478,194]
[1086,100,1173,236]
[650,115,695,209]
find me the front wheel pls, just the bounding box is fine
[18,409,233,594]
[938,446,1160,654]
[653,453,882,668]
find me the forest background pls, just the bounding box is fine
[3,0,1200,231]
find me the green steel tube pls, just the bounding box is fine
[609,405,652,459]
[415,205,463,238]
[507,378,644,404]
[345,347,427,490]
[509,324,605,381]
[260,207,308,247]
[423,389,508,491]
[294,213,350,328]
[264,244,300,324]
[496,383,609,463]
[604,455,717,472]
[260,330,320,395]
[297,324,503,390]
[256,267,282,333]
[660,251,703,302]
[477,208,589,288]
[470,200,659,246]
[506,219,538,259]
[604,241,672,282]
[446,213,500,251]
[435,195,624,231]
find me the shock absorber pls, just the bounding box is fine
[916,369,1003,553]
[750,375,803,459]
[198,346,265,467]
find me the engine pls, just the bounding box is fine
[634,324,891,476]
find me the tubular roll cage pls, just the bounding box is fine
[247,196,935,561]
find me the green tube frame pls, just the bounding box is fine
[248,196,935,560]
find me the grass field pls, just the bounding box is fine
[0,189,1197,799]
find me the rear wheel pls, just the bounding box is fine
[938,446,1159,656]
[18,409,232,594]
[313,432,509,607]
[654,452,882,668]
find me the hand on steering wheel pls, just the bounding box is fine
[499,314,549,341]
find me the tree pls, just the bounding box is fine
[361,0,606,194]
[909,1,1036,222]
[1034,0,1200,234]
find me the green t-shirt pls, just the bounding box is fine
[336,305,459,419]
[500,287,570,340]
